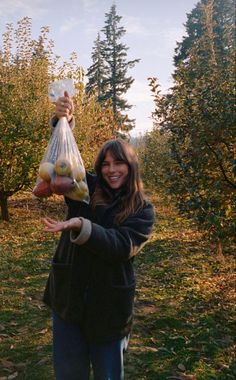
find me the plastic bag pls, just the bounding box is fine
[48,78,76,102]
[33,80,89,203]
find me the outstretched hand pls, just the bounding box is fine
[42,217,82,233]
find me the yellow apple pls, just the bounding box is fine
[70,156,86,181]
[66,180,89,201]
[72,165,86,181]
[39,162,55,182]
[55,157,72,176]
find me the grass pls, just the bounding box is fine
[0,191,235,379]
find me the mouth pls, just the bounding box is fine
[108,176,121,183]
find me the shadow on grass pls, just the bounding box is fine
[0,239,55,379]
[125,238,236,380]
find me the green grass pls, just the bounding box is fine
[0,192,235,379]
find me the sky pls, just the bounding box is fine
[0,0,198,136]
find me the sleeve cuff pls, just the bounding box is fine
[70,217,92,245]
[50,115,75,129]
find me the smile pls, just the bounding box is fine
[108,176,121,181]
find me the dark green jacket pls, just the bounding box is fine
[43,173,155,343]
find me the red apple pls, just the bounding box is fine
[39,162,55,182]
[33,180,53,198]
[50,175,75,195]
[55,157,72,176]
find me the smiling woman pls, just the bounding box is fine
[41,93,155,380]
[101,152,129,189]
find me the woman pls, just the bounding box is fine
[42,93,155,380]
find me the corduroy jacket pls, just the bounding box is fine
[43,173,155,343]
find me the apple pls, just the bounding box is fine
[39,162,55,182]
[66,180,89,201]
[33,180,53,198]
[50,175,75,195]
[55,157,72,176]
[72,165,86,181]
[70,156,86,181]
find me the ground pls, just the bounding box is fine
[0,192,235,379]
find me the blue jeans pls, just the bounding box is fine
[53,313,129,380]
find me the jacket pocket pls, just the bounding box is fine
[109,282,136,328]
[44,262,72,320]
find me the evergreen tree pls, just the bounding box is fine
[85,33,108,102]
[86,4,140,131]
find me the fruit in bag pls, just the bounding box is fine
[55,157,72,176]
[33,180,53,198]
[50,175,75,195]
[73,165,86,181]
[66,180,89,201]
[39,162,55,182]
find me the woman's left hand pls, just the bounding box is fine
[55,91,74,122]
[42,217,82,232]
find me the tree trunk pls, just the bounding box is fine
[0,194,9,221]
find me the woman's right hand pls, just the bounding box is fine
[55,91,74,122]
[42,217,82,232]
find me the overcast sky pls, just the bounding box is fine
[0,0,198,136]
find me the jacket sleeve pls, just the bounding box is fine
[71,202,155,263]
[50,115,75,129]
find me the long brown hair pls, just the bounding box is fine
[91,138,146,224]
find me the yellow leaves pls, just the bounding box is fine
[225,204,232,218]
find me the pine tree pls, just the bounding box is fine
[85,33,108,102]
[86,4,140,131]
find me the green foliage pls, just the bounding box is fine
[141,0,236,247]
[85,33,108,102]
[73,92,119,170]
[0,18,118,221]
[0,18,54,220]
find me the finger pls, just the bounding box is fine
[64,91,69,98]
[42,217,57,224]
[46,217,57,223]
[42,219,58,228]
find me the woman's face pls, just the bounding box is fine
[101,151,129,189]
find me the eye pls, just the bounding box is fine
[101,161,109,167]
[115,160,125,165]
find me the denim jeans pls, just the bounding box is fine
[52,313,129,380]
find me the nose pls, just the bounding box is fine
[108,163,116,173]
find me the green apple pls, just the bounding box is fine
[55,157,72,176]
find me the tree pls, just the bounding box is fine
[0,18,118,221]
[86,4,140,131]
[142,0,235,253]
[85,33,108,102]
[0,18,53,221]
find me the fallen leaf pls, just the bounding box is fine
[177,363,186,372]
[7,373,18,380]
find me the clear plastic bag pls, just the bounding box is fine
[33,80,89,203]
[48,79,76,102]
